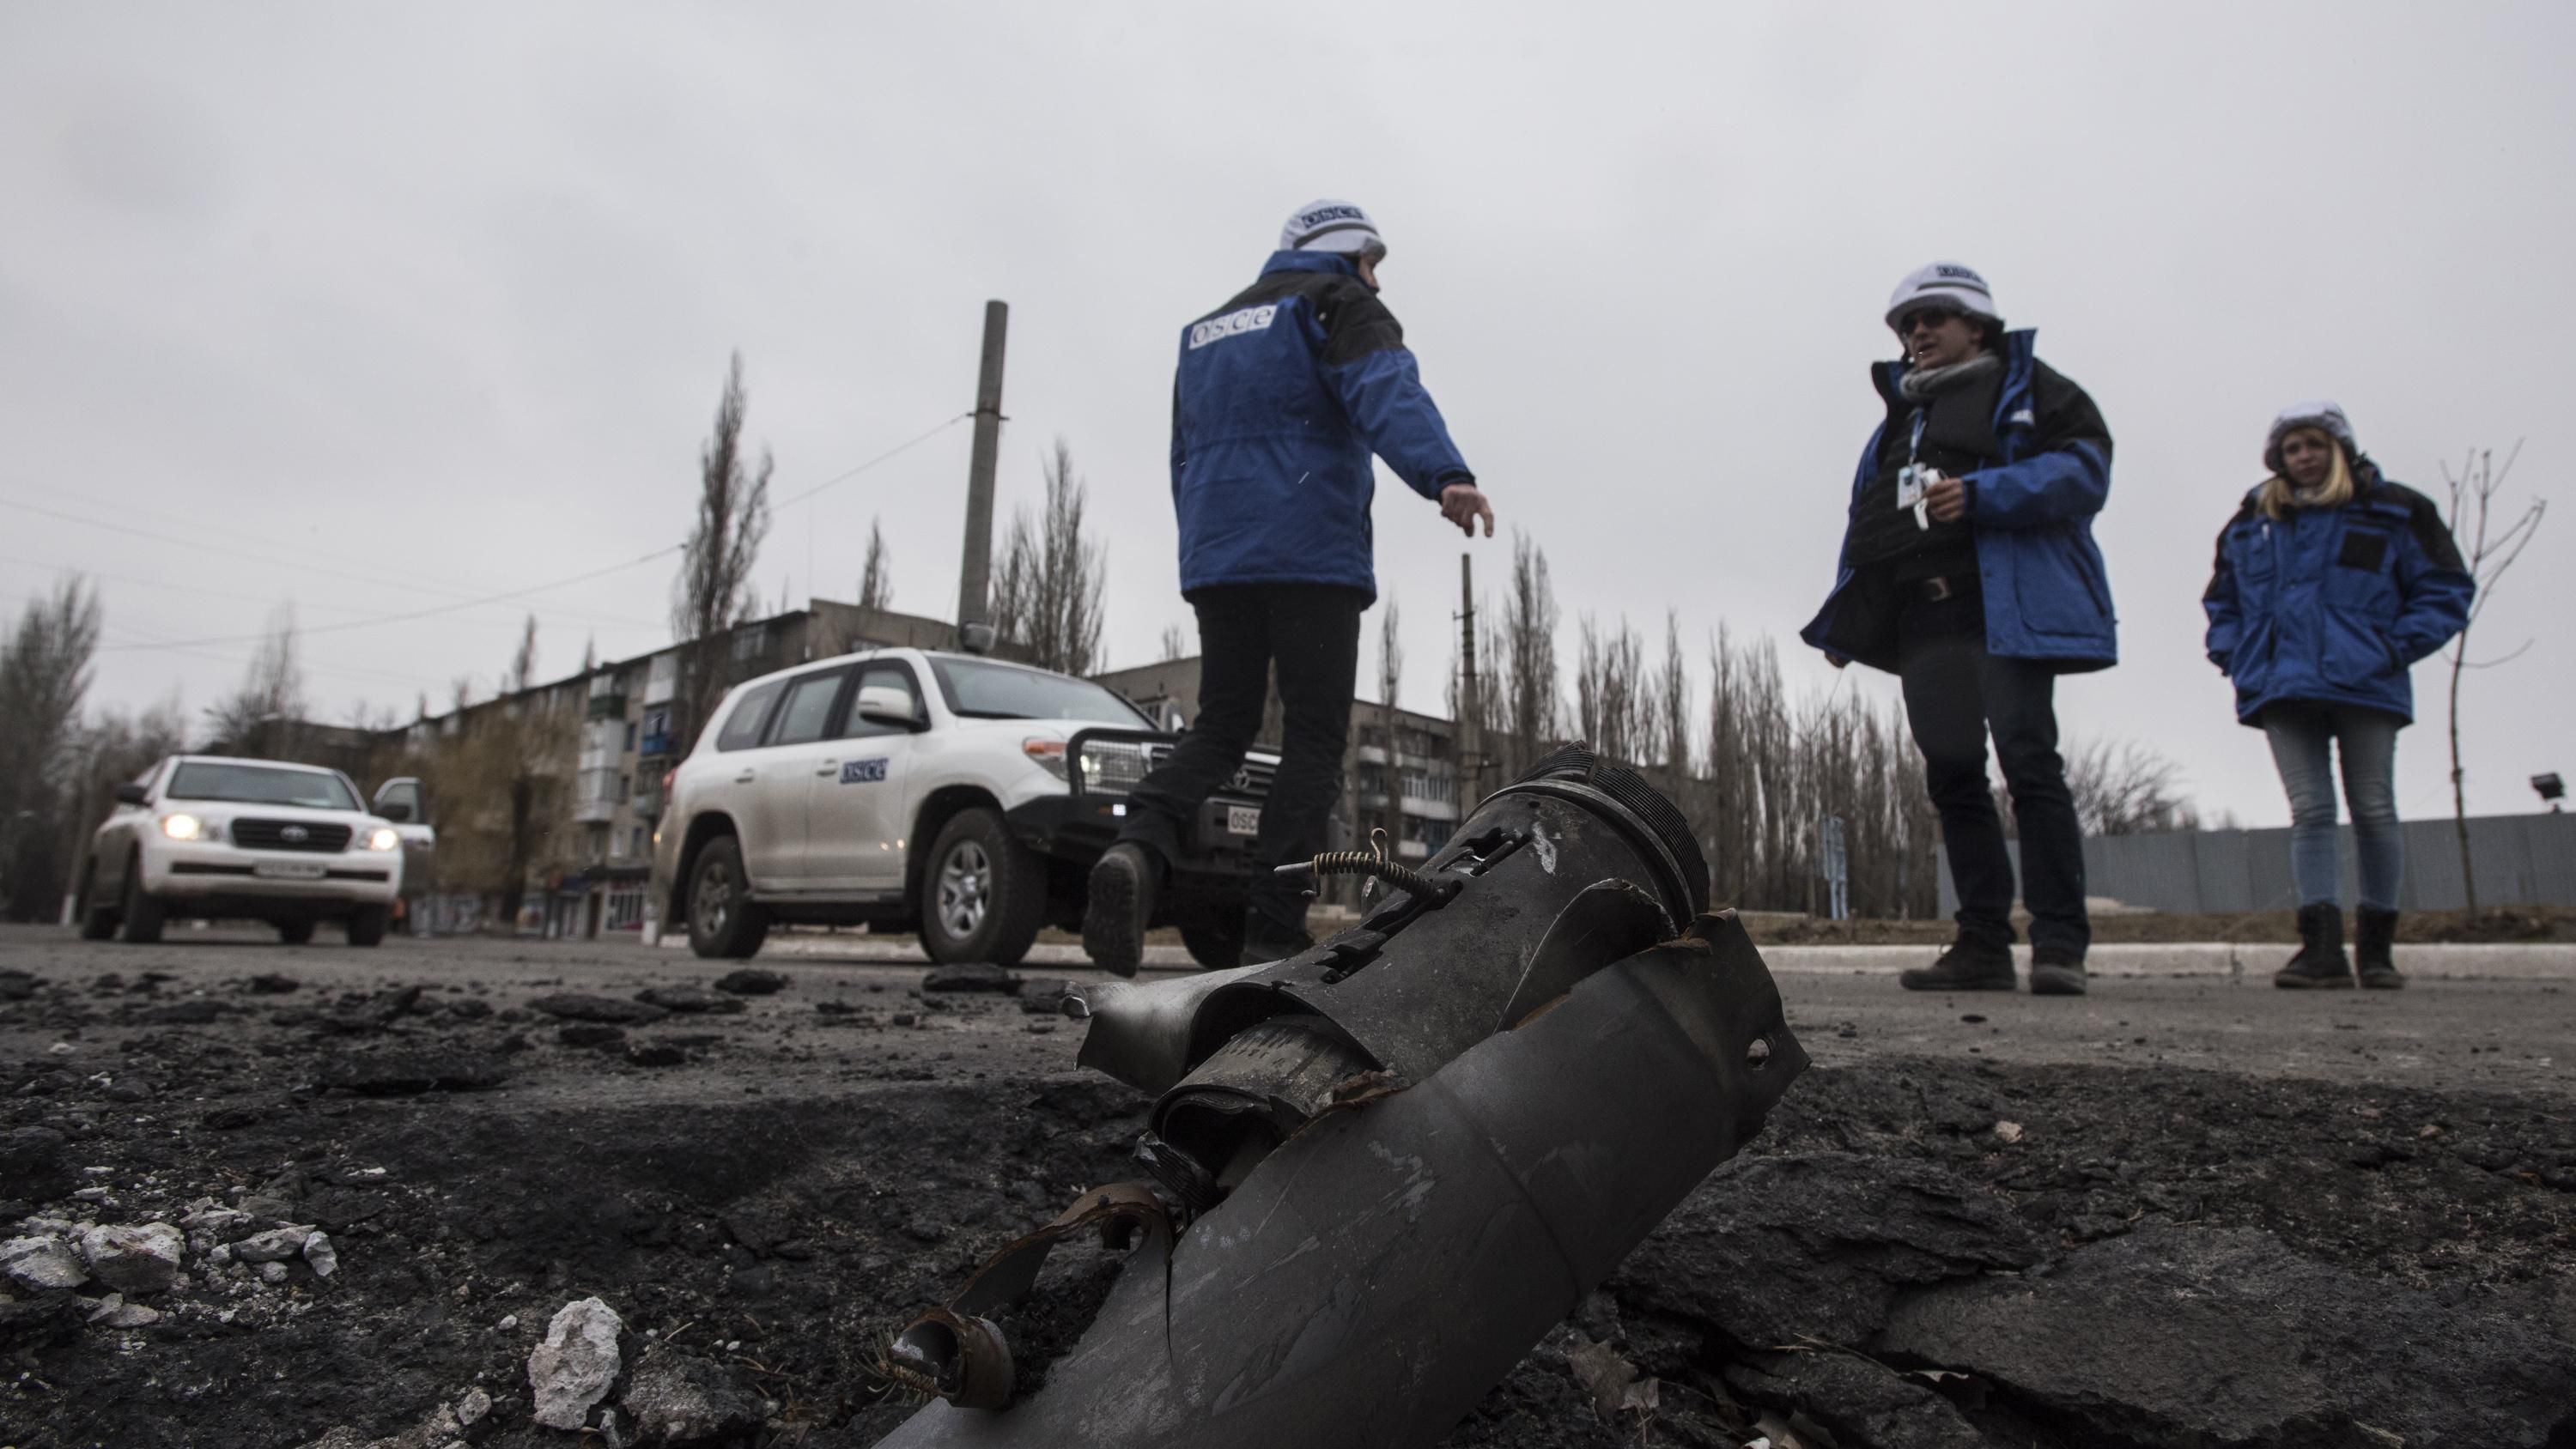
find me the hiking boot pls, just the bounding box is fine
[1082,843,1159,978]
[2355,906,2404,990]
[1899,937,2017,992]
[2274,903,2354,989]
[2029,950,2088,996]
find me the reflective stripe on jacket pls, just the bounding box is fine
[2202,468,2472,725]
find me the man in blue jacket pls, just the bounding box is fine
[1801,262,2117,996]
[1084,199,1493,974]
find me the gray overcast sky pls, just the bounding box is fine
[3,2,2570,827]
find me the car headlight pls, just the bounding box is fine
[1023,737,1069,781]
[365,827,401,852]
[1078,742,1151,796]
[161,814,213,841]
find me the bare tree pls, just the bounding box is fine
[2440,443,2546,914]
[57,697,187,911]
[1376,592,1404,799]
[204,605,308,760]
[0,578,104,919]
[1492,531,1561,780]
[423,617,575,930]
[1157,622,1189,664]
[2064,737,2200,836]
[989,438,1107,675]
[1574,614,1651,767]
[671,351,774,749]
[858,517,895,614]
[1654,611,1692,779]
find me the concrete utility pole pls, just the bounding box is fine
[1458,553,1482,797]
[956,300,1009,633]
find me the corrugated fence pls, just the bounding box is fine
[1938,811,2576,915]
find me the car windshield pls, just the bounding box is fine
[928,658,1151,725]
[165,762,360,811]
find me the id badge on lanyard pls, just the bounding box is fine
[1893,410,1933,530]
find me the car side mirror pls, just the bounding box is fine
[114,783,149,806]
[855,684,925,731]
[379,802,414,822]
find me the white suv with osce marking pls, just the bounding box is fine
[652,648,1279,969]
[76,755,406,946]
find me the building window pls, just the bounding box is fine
[624,722,637,751]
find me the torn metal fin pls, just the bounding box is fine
[1495,877,1671,1031]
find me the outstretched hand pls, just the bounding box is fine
[1440,482,1495,538]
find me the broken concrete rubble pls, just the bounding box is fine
[526,1295,624,1430]
[2,1235,88,1292]
[620,1351,767,1446]
[76,1222,184,1295]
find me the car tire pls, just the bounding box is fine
[920,808,1044,968]
[1181,914,1246,972]
[118,855,166,945]
[76,860,118,940]
[344,906,389,948]
[686,835,769,960]
[277,919,316,945]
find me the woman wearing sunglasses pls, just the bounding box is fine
[2204,402,2472,989]
[1802,262,2117,996]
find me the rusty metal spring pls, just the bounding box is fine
[1276,827,1436,900]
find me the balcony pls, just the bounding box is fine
[572,797,618,825]
[631,785,664,820]
[586,692,629,722]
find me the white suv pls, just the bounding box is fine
[76,755,406,946]
[653,648,1279,968]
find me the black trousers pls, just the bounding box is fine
[1118,583,1366,943]
[1897,594,2091,958]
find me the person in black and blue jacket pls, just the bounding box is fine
[2204,402,2471,990]
[1084,199,1493,974]
[1801,262,2117,997]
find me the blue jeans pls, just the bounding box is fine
[2261,701,2403,911]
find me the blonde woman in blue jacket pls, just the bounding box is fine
[2204,402,2472,989]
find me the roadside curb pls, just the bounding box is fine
[689,935,2576,981]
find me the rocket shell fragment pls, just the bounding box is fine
[875,910,1807,1449]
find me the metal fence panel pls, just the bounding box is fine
[1939,812,2574,916]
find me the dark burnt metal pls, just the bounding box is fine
[873,910,1807,1448]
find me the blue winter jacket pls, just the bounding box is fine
[1170,251,1473,602]
[2202,465,2472,725]
[1801,330,2118,674]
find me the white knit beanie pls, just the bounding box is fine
[1885,261,2002,332]
[2264,400,2360,473]
[1279,199,1387,258]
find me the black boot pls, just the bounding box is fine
[2355,906,2403,990]
[2029,949,2088,997]
[1899,937,2017,991]
[1082,843,1160,978]
[2274,904,2354,989]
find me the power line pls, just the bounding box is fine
[0,494,668,633]
[772,414,969,510]
[92,543,684,653]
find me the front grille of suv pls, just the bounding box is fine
[230,819,353,853]
[1145,743,1277,800]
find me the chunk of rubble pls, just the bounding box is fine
[621,1352,767,1446]
[635,985,748,1015]
[304,1231,339,1279]
[76,1222,184,1295]
[88,1292,162,1329]
[233,1225,320,1263]
[528,994,670,1024]
[713,969,787,996]
[920,961,1023,995]
[2,1235,88,1292]
[527,1295,625,1430]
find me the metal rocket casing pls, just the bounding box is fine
[874,910,1807,1449]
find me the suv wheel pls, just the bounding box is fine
[118,854,166,944]
[277,919,316,945]
[687,835,770,960]
[344,906,389,948]
[76,860,118,940]
[920,808,1043,968]
[1181,914,1246,972]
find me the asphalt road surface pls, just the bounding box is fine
[4,923,2573,1448]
